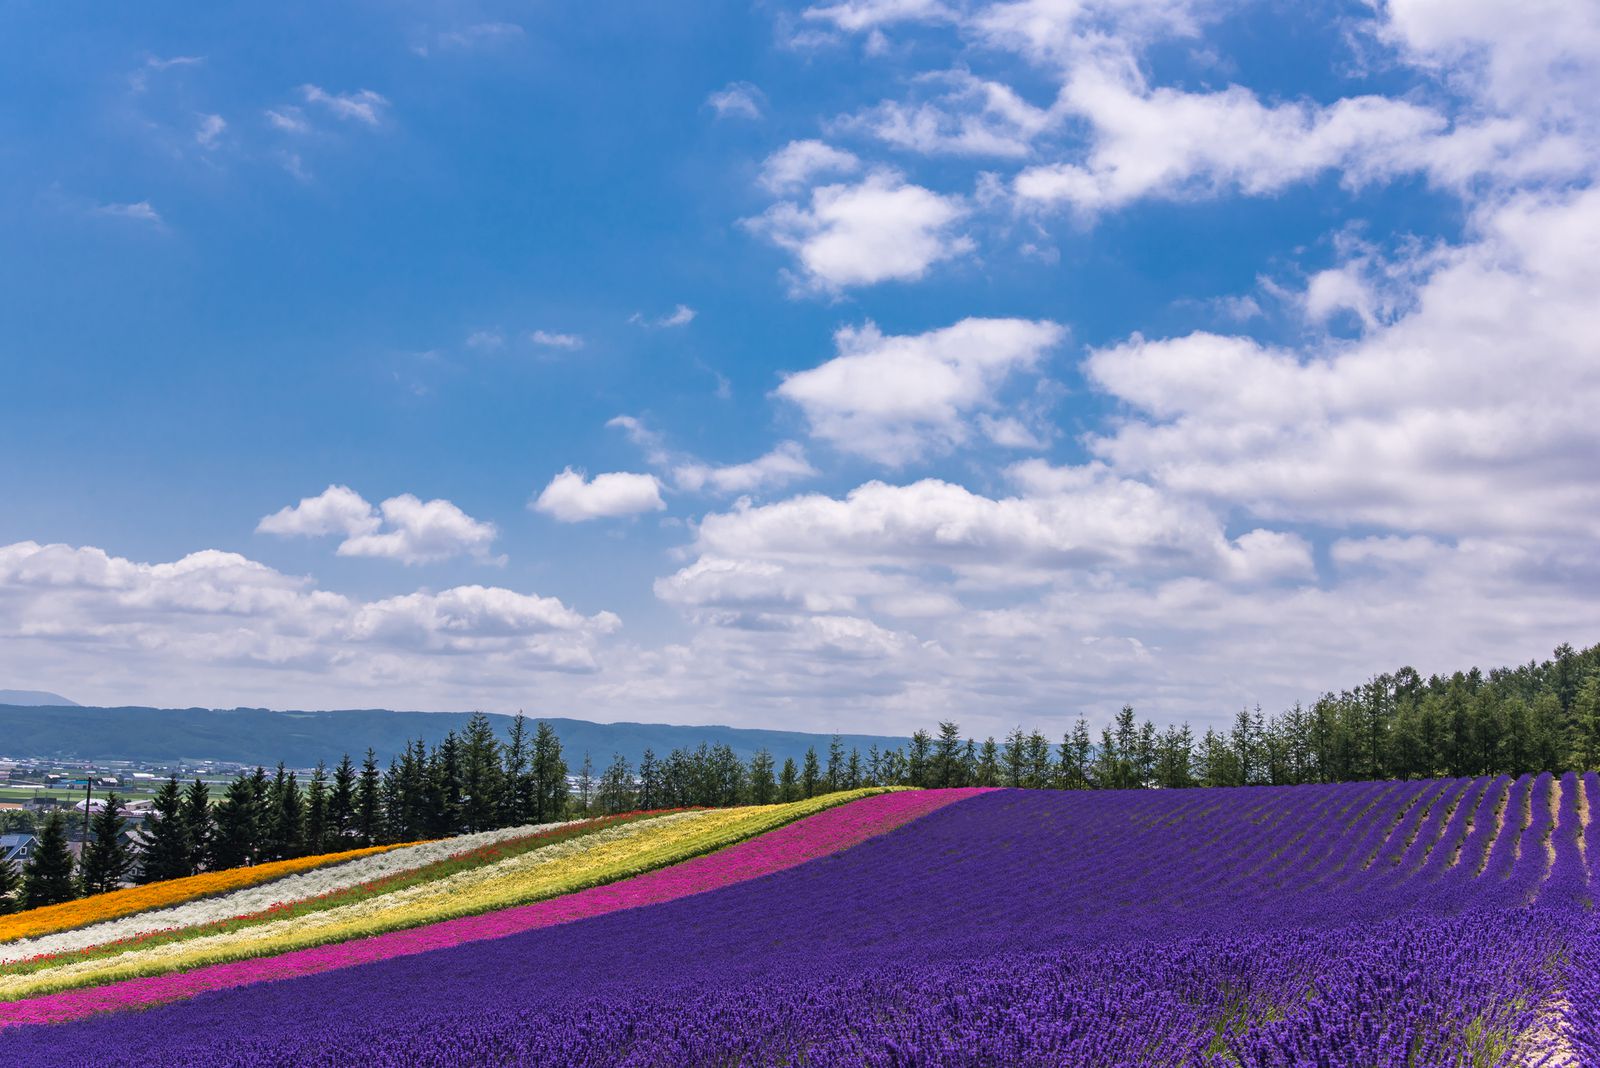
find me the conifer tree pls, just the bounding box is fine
[329,754,356,842]
[271,767,305,860]
[976,738,1000,787]
[305,762,329,855]
[531,722,568,823]
[136,775,193,883]
[0,851,18,914]
[636,747,659,810]
[597,753,634,815]
[211,772,259,869]
[79,794,132,895]
[826,735,845,792]
[181,777,211,872]
[801,746,821,799]
[460,713,504,833]
[779,757,798,803]
[356,749,381,846]
[748,748,776,805]
[907,730,932,788]
[575,751,595,816]
[501,713,532,824]
[22,812,77,908]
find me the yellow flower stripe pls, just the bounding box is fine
[1,789,900,1000]
[0,842,413,944]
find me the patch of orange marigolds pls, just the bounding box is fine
[0,842,415,943]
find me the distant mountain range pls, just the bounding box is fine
[0,689,79,707]
[0,703,908,770]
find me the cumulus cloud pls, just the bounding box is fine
[803,0,955,31]
[530,329,585,349]
[300,85,390,125]
[746,170,973,292]
[776,317,1064,464]
[258,486,499,564]
[759,140,861,193]
[706,82,765,120]
[838,71,1059,158]
[532,469,666,522]
[674,442,819,495]
[0,541,620,706]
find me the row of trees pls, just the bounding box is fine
[3,642,1596,912]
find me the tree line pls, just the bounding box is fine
[2,641,1596,912]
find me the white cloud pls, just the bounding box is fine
[465,329,504,350]
[747,170,973,292]
[265,108,310,134]
[674,442,819,494]
[532,469,666,522]
[300,85,390,126]
[195,114,227,149]
[130,55,203,93]
[839,71,1060,158]
[258,486,499,564]
[629,304,696,328]
[706,82,766,120]
[803,0,955,31]
[94,201,162,224]
[530,329,585,349]
[0,541,619,706]
[759,140,861,193]
[258,485,380,539]
[435,22,525,50]
[776,317,1064,464]
[1083,187,1600,539]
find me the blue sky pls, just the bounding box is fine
[2,0,1596,736]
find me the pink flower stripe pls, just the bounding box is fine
[2,788,992,1028]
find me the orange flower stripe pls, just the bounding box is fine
[0,842,415,943]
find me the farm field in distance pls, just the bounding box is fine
[2,775,1597,1064]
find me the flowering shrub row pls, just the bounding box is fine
[0,788,909,1006]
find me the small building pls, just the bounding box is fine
[0,833,37,866]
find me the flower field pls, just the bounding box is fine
[3,776,1600,1064]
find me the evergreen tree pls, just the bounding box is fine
[846,747,863,790]
[356,749,382,846]
[0,850,18,914]
[502,713,532,825]
[460,714,505,833]
[637,747,659,810]
[270,767,305,860]
[329,754,356,843]
[800,746,821,798]
[305,762,329,856]
[597,753,635,815]
[136,775,192,883]
[181,777,211,872]
[79,794,132,895]
[932,722,964,788]
[22,812,77,908]
[907,730,932,788]
[976,738,1000,787]
[211,771,260,869]
[779,757,799,802]
[748,748,777,804]
[1002,727,1026,788]
[826,735,845,792]
[531,721,569,823]
[575,751,595,816]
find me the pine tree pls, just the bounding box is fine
[1002,727,1026,788]
[136,775,192,883]
[305,762,329,855]
[932,722,963,788]
[748,748,776,804]
[575,751,595,816]
[907,730,932,788]
[22,812,77,908]
[211,772,259,869]
[0,850,20,914]
[846,747,863,790]
[502,713,532,825]
[597,754,635,815]
[272,768,305,860]
[329,754,357,843]
[460,713,505,833]
[531,722,568,823]
[356,749,382,846]
[801,746,821,799]
[637,747,659,810]
[181,777,211,872]
[826,735,845,792]
[79,794,132,895]
[976,738,1000,787]
[779,757,798,803]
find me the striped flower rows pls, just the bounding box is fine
[0,788,907,1005]
[0,821,578,966]
[0,842,408,944]
[0,788,983,1027]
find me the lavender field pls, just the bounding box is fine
[4,776,1598,1065]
